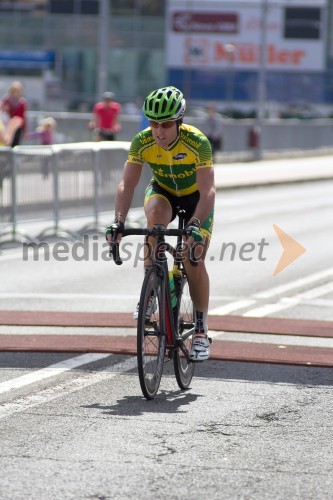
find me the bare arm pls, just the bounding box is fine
[191,167,215,224]
[114,161,143,222]
[0,117,23,146]
[0,127,7,145]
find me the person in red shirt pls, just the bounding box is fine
[89,91,121,141]
[0,81,27,147]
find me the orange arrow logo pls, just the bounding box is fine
[273,224,306,276]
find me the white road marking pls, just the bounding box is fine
[210,267,333,316]
[302,298,333,308]
[0,292,139,300]
[244,282,333,318]
[254,266,333,299]
[210,299,257,315]
[0,356,137,420]
[0,353,111,395]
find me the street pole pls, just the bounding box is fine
[255,0,268,161]
[225,43,235,116]
[97,0,110,99]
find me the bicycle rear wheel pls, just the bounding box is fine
[173,272,195,389]
[137,266,166,400]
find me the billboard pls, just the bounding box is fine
[0,50,55,69]
[167,0,326,73]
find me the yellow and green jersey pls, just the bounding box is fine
[127,123,213,197]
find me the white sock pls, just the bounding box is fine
[195,311,208,334]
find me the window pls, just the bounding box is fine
[111,0,164,16]
[49,0,99,15]
[284,7,322,40]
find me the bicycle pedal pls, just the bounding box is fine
[166,349,174,361]
[189,358,204,364]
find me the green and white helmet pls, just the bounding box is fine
[143,86,186,121]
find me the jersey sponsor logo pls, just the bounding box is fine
[182,133,201,149]
[130,157,142,163]
[173,152,187,160]
[154,166,196,179]
[140,135,154,145]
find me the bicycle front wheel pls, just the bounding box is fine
[173,272,195,389]
[137,266,166,400]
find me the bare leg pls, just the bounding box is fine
[184,260,210,312]
[143,195,172,266]
[183,238,210,312]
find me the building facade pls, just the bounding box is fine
[0,0,332,114]
[0,0,165,110]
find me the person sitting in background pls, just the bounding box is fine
[89,91,122,141]
[0,81,27,147]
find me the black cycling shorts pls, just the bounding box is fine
[144,179,213,239]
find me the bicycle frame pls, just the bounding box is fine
[151,212,194,360]
[153,238,179,352]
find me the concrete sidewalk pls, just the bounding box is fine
[214,153,333,189]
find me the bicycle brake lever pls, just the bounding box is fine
[109,241,123,265]
[180,230,199,267]
[189,250,199,267]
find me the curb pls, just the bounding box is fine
[214,154,333,189]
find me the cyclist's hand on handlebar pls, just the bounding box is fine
[184,218,203,244]
[106,219,125,265]
[105,220,125,244]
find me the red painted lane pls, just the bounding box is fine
[209,315,333,338]
[0,311,137,328]
[0,334,136,357]
[1,311,333,338]
[0,334,332,367]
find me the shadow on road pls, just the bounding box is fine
[0,352,331,388]
[195,360,333,386]
[82,390,203,416]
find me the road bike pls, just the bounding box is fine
[109,209,196,400]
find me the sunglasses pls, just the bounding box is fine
[149,120,176,129]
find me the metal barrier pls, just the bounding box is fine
[27,111,333,155]
[0,141,151,247]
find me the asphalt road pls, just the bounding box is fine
[0,177,333,499]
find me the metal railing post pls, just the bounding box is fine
[93,147,100,228]
[53,150,60,233]
[11,150,17,241]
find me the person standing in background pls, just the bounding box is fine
[0,81,27,147]
[0,116,23,190]
[28,117,56,146]
[89,91,122,141]
[203,103,223,161]
[27,117,57,179]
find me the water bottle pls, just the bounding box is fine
[169,271,177,308]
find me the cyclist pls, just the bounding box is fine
[106,86,215,361]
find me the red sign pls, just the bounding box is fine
[173,12,238,34]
